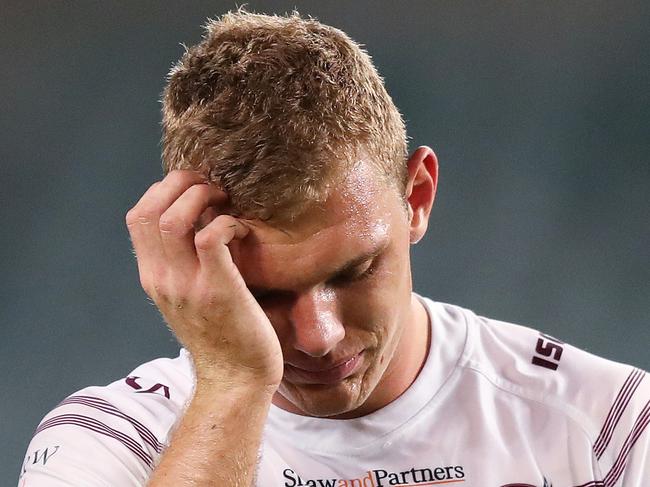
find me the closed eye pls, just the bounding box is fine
[329,258,378,286]
[249,245,387,300]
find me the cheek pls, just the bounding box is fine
[341,256,410,327]
[338,257,412,357]
[338,285,403,347]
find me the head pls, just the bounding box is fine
[161,10,438,417]
[161,9,407,222]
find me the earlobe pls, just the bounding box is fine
[409,216,425,244]
[407,205,418,243]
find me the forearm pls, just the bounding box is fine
[127,170,284,485]
[147,382,275,486]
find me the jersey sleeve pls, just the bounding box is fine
[466,308,650,485]
[592,367,650,487]
[18,352,193,486]
[18,390,159,486]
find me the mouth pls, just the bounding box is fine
[283,351,364,385]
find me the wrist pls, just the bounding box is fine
[190,353,283,393]
[193,372,280,398]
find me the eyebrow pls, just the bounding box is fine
[248,241,388,297]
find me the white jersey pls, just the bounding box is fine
[20,297,650,486]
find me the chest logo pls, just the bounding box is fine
[282,464,466,486]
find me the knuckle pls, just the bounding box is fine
[209,214,238,233]
[149,181,161,190]
[165,170,185,185]
[187,182,211,201]
[159,213,189,235]
[194,230,215,251]
[126,207,158,226]
[166,169,202,188]
[125,181,163,226]
[139,209,158,225]
[140,267,170,297]
[125,208,138,226]
[214,214,236,225]
[194,214,241,250]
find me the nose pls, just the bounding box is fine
[290,289,345,357]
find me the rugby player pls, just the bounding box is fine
[20,11,649,487]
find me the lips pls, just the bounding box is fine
[284,351,364,385]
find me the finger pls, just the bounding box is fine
[195,206,220,233]
[194,215,251,280]
[159,183,228,271]
[126,181,167,292]
[127,171,207,251]
[126,170,207,292]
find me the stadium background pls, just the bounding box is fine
[2,1,649,480]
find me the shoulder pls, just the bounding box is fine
[19,350,194,485]
[459,306,646,418]
[456,305,649,479]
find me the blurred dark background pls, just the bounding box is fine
[2,1,649,480]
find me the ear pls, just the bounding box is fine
[405,146,438,244]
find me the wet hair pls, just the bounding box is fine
[161,9,407,222]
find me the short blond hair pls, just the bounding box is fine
[161,9,407,221]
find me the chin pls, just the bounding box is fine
[295,397,358,418]
[277,370,377,418]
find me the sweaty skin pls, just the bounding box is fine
[127,147,438,486]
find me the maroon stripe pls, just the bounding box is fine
[64,397,163,452]
[594,368,645,459]
[37,414,153,466]
[573,482,605,487]
[605,405,650,486]
[594,369,640,451]
[603,399,650,486]
[36,414,153,468]
[37,415,152,468]
[37,417,151,467]
[594,369,643,457]
[60,395,163,452]
[605,415,650,487]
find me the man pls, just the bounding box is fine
[20,10,648,487]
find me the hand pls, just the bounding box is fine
[125,170,283,389]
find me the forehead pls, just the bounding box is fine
[233,161,400,287]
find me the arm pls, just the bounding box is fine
[147,382,274,486]
[19,170,281,487]
[127,170,283,486]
